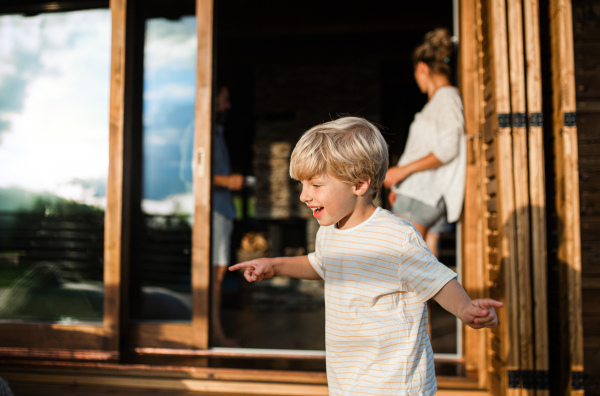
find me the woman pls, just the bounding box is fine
[383,28,465,257]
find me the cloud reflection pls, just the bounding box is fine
[0,9,111,207]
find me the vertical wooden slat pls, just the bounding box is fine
[478,0,502,392]
[486,0,521,394]
[459,0,486,387]
[104,0,127,352]
[506,1,534,394]
[523,0,550,394]
[192,0,214,349]
[549,0,584,394]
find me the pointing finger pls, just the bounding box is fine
[229,262,252,271]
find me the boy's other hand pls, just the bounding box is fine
[229,258,275,282]
[460,299,503,329]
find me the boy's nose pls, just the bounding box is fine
[299,186,310,203]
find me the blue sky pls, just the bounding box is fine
[142,16,197,208]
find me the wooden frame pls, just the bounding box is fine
[191,0,214,350]
[0,0,123,355]
[549,0,584,394]
[126,0,214,350]
[523,0,550,395]
[506,2,535,396]
[458,0,486,387]
[475,0,522,394]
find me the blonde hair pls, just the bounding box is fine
[412,28,454,79]
[289,117,389,197]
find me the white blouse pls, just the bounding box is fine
[392,86,466,223]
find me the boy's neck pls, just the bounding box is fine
[337,200,377,230]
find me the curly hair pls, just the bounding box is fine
[412,28,454,79]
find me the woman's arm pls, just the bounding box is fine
[383,153,443,188]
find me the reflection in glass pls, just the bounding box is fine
[130,16,197,321]
[0,10,111,323]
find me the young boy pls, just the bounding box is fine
[229,116,502,395]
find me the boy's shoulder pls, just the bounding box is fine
[373,207,417,225]
[365,208,419,242]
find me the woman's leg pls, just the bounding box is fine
[425,232,440,258]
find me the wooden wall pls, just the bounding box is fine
[572,0,600,393]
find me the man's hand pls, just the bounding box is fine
[458,299,503,329]
[229,258,275,282]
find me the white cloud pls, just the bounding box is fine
[144,16,197,77]
[144,83,196,101]
[0,10,111,196]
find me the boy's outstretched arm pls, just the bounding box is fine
[432,279,503,329]
[229,255,321,283]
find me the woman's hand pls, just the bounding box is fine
[388,190,397,206]
[383,166,411,188]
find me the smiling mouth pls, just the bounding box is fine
[312,207,323,216]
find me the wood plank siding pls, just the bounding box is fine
[573,0,600,393]
[549,1,585,395]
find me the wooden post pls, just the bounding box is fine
[506,0,534,394]
[523,0,550,394]
[192,0,214,349]
[105,0,127,352]
[459,0,486,387]
[478,0,521,394]
[492,0,520,394]
[549,0,584,395]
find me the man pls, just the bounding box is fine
[211,85,243,347]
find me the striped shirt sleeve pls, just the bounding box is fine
[397,229,457,303]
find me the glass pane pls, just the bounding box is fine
[130,16,196,321]
[0,10,111,324]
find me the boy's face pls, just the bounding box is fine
[299,173,367,230]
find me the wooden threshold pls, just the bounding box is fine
[0,360,487,394]
[134,347,326,360]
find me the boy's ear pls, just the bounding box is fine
[353,177,372,196]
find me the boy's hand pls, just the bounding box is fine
[459,299,503,329]
[229,258,275,282]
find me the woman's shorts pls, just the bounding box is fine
[392,194,446,229]
[211,211,233,267]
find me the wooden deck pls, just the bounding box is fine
[0,363,488,396]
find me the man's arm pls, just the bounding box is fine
[432,279,503,329]
[229,255,321,282]
[214,174,244,190]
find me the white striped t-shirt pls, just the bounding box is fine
[308,207,457,396]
